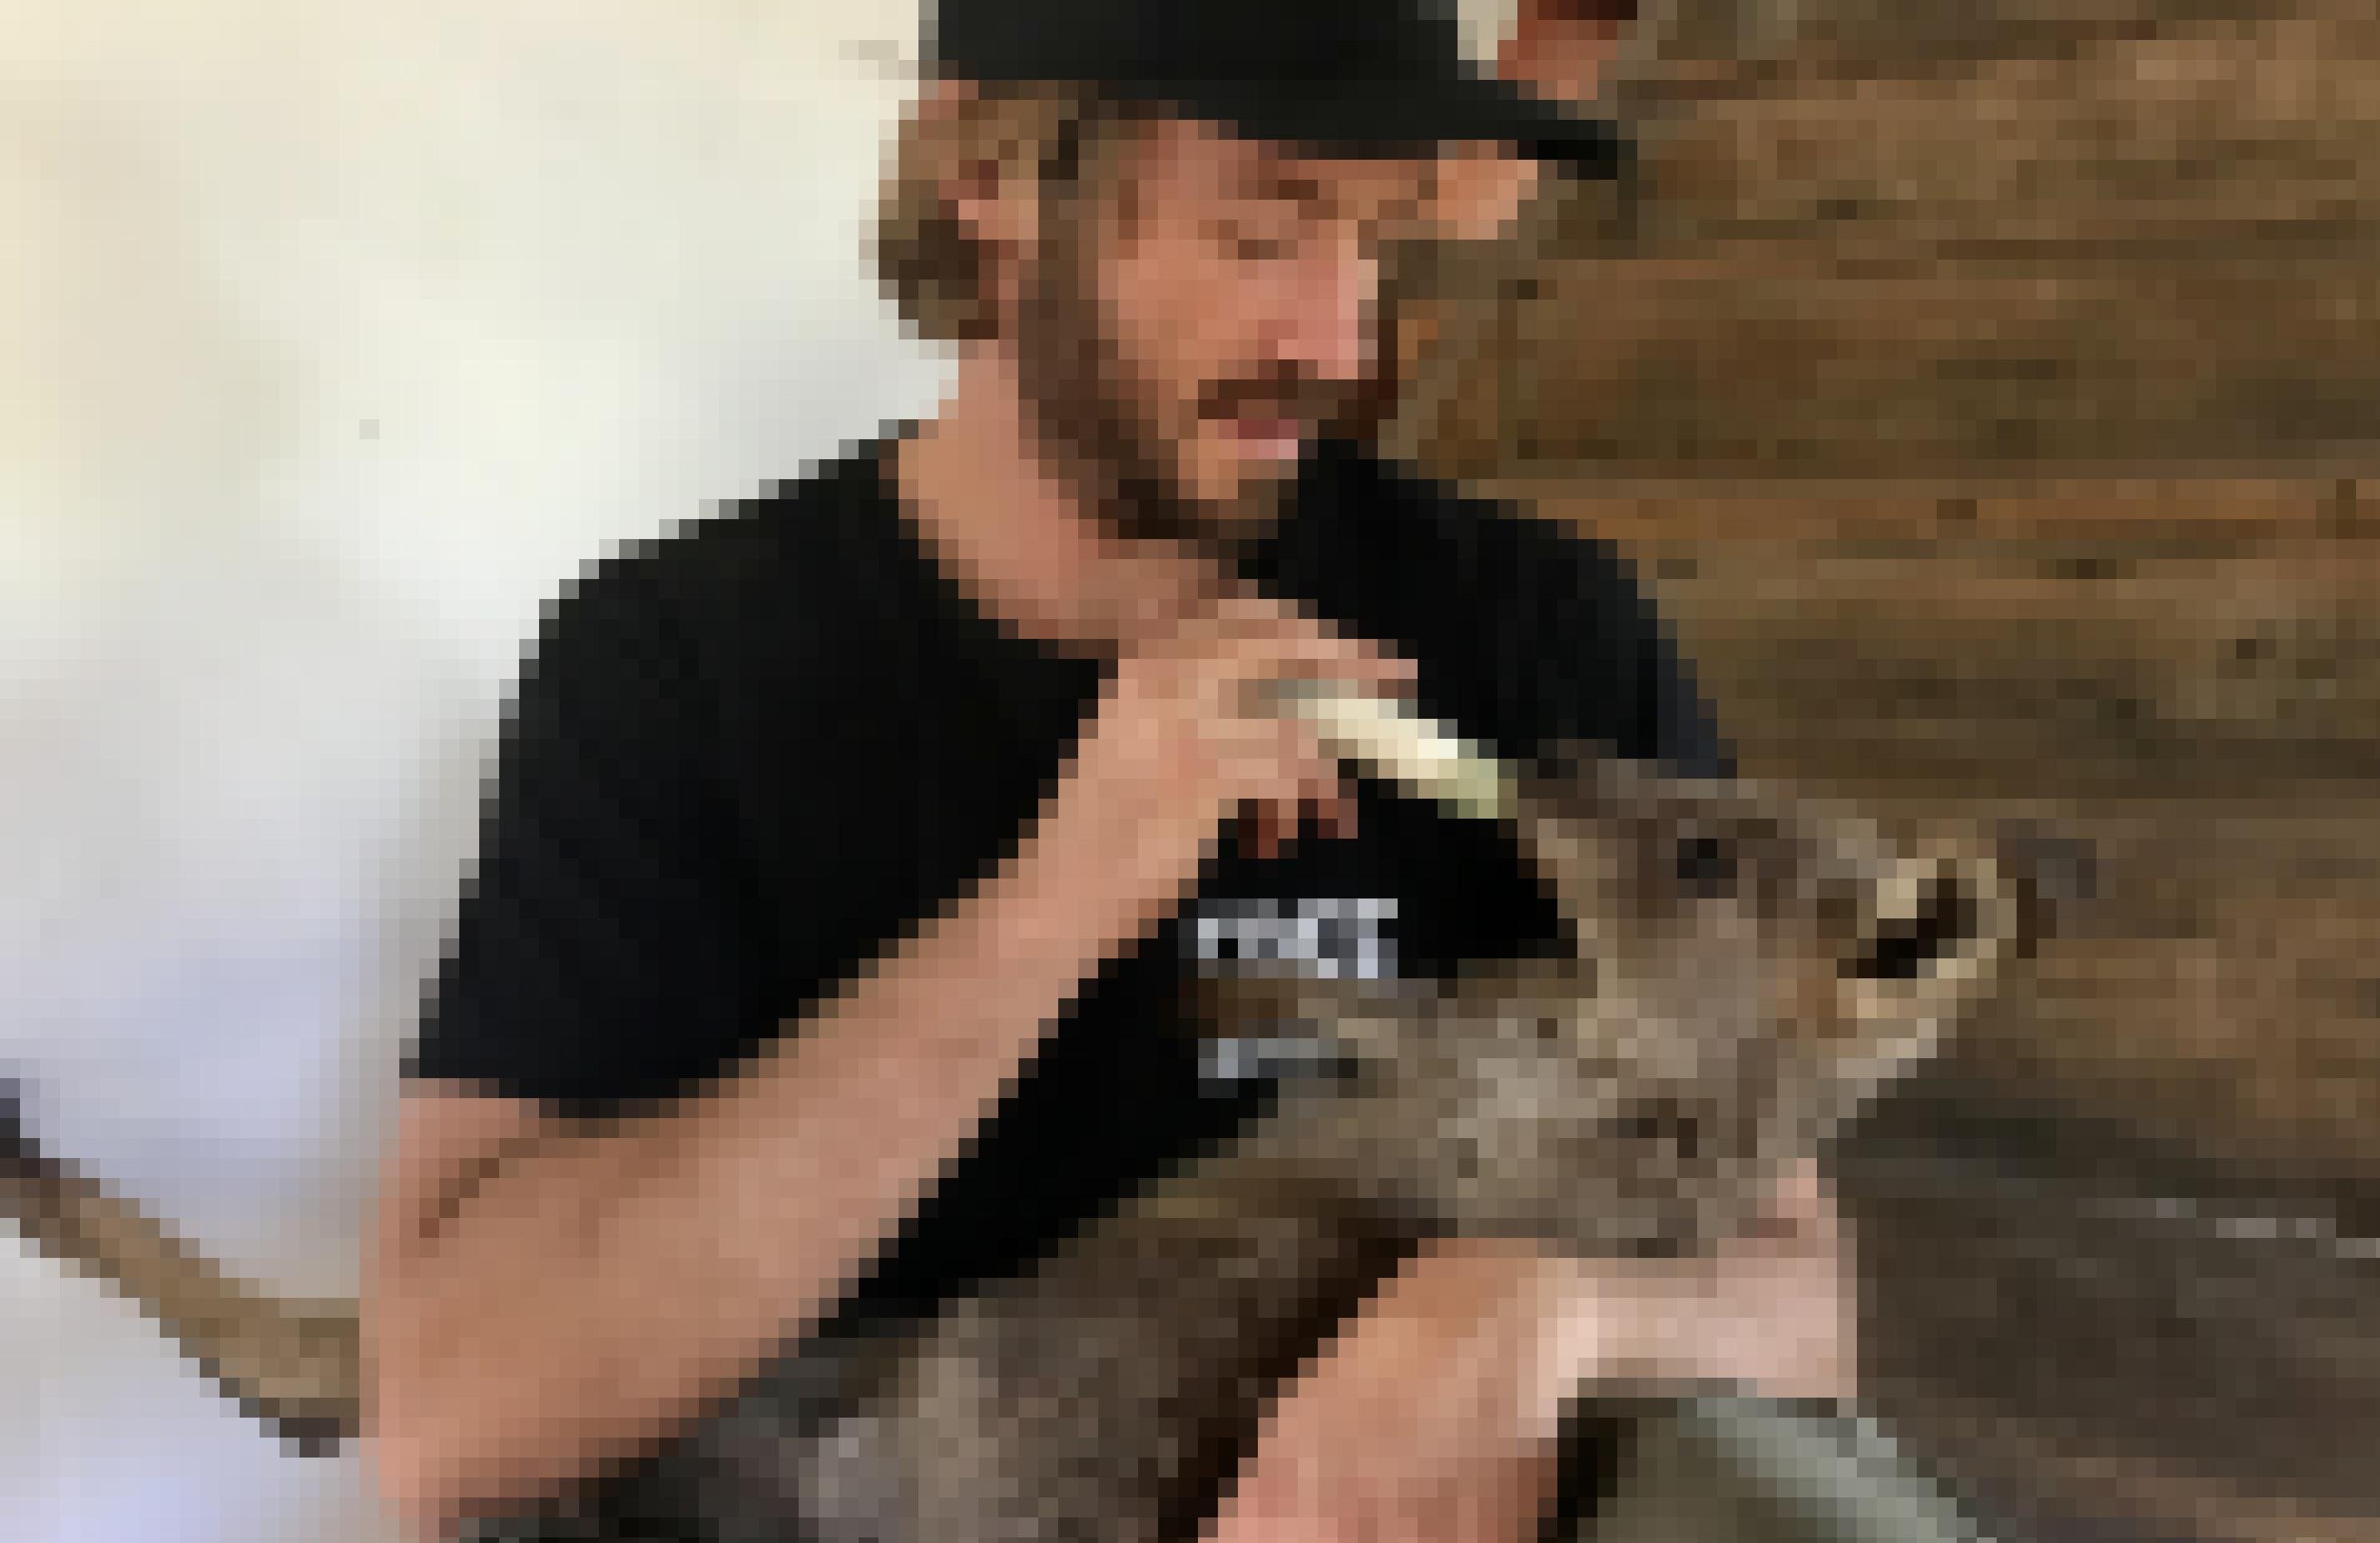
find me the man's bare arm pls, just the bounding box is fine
[365,589,1415,1540]
[365,803,1194,1539]
[1209,1164,1856,1543]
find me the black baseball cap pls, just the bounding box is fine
[925,0,1630,180]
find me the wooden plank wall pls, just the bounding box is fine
[1394,0,2380,1195]
[1513,481,2380,1539]
[1400,7,2380,481]
[1387,4,2380,1535]
[1493,478,2380,1192]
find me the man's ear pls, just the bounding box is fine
[948,163,1040,257]
[913,77,1048,313]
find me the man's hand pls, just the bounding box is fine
[1209,1160,1854,1543]
[1053,576,1416,905]
[1552,1157,1856,1406]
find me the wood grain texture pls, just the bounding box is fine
[1442,486,2380,1541]
[1392,10,2380,483]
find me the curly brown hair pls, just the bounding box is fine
[870,81,1152,347]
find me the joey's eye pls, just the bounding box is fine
[1672,833,1737,900]
[1614,1098,1703,1163]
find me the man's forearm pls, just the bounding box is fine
[1211,1240,1582,1543]
[1209,1176,1858,1543]
[371,807,1192,1536]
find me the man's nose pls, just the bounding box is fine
[1270,240,1382,387]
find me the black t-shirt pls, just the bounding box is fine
[408,424,1727,1357]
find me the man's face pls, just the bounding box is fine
[1009,116,1456,547]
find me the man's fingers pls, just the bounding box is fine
[1187,591,1415,688]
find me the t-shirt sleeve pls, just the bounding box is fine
[1622,569,1734,781]
[405,547,769,1122]
[1517,524,1735,782]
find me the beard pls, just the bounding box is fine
[1009,211,1351,562]
[1010,236,1204,550]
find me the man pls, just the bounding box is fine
[363,3,1853,1541]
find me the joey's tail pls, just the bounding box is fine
[0,1077,361,1450]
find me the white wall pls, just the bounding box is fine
[0,5,1534,1537]
[1,4,945,1539]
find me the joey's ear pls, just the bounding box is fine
[1847,823,2093,999]
[1845,838,2024,1034]
[1992,819,2100,958]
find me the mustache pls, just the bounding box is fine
[1200,374,1354,426]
